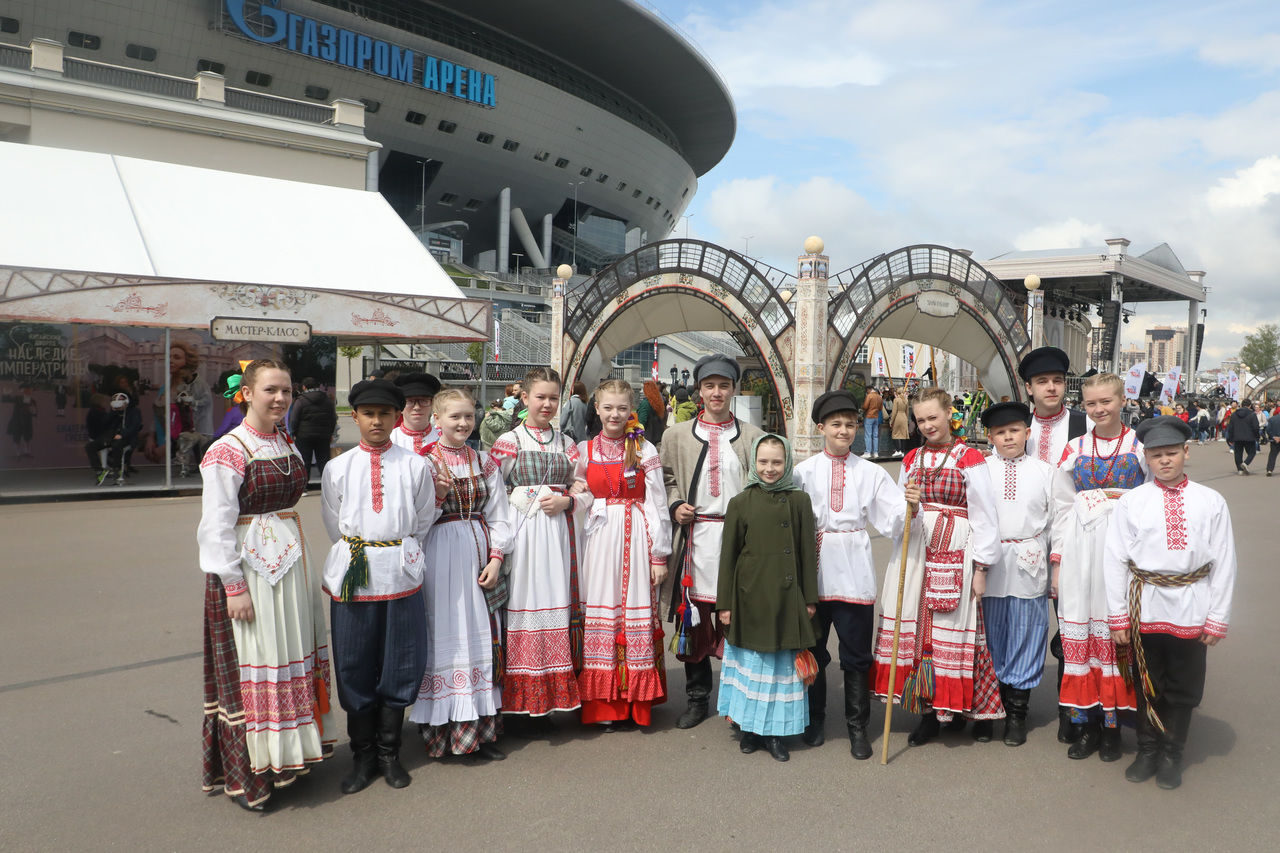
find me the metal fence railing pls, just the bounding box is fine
[64,58,197,99]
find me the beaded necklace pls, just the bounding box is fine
[1087,426,1128,488]
[244,421,294,478]
[434,441,488,565]
[915,440,956,480]
[522,422,555,446]
[594,432,627,498]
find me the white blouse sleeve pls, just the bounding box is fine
[483,454,516,560]
[411,455,442,538]
[641,443,672,562]
[1103,492,1138,629]
[1204,493,1237,638]
[961,458,1001,567]
[867,466,907,542]
[197,440,247,595]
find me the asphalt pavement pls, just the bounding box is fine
[0,443,1275,851]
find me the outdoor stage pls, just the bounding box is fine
[0,449,1270,851]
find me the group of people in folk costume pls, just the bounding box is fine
[198,345,1237,812]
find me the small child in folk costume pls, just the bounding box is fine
[1105,416,1237,790]
[575,380,672,728]
[979,401,1072,746]
[716,434,819,763]
[197,360,334,813]
[1051,373,1145,762]
[792,391,906,759]
[390,372,441,453]
[321,379,442,794]
[872,387,1003,746]
[409,389,514,760]
[485,367,591,717]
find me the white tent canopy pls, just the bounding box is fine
[0,141,489,343]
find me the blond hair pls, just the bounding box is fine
[433,388,474,411]
[594,378,641,469]
[1081,372,1124,396]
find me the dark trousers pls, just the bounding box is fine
[810,601,874,673]
[330,589,428,714]
[295,437,330,478]
[1140,632,1207,709]
[1234,441,1257,468]
[85,436,129,470]
[1267,440,1280,473]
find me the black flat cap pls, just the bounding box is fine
[1134,415,1192,449]
[693,354,740,385]
[349,379,405,410]
[395,371,441,400]
[980,401,1033,429]
[812,390,860,424]
[1018,346,1071,381]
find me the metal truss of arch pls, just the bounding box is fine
[563,238,797,395]
[1244,365,1280,399]
[826,245,1031,393]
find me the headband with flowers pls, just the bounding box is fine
[223,360,253,404]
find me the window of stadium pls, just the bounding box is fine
[125,43,157,62]
[437,120,457,133]
[67,31,101,50]
[244,70,272,87]
[405,111,426,125]
[196,59,225,75]
[596,174,609,184]
[579,167,593,178]
[438,193,458,204]
[476,132,494,144]
[360,98,381,114]
[0,18,21,34]
[533,151,550,162]
[304,85,330,101]
[554,158,569,169]
[503,139,519,152]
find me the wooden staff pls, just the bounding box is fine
[880,493,916,765]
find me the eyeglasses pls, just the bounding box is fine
[404,399,433,408]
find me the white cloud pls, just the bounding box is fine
[1013,219,1109,251]
[1205,156,1280,212]
[1199,33,1280,72]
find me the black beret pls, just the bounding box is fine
[1018,346,1071,382]
[395,371,441,400]
[812,390,860,424]
[1134,415,1193,449]
[980,401,1032,429]
[349,379,404,410]
[693,354,741,385]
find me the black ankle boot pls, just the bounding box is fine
[1067,721,1101,759]
[802,666,826,747]
[765,736,790,762]
[1126,690,1160,782]
[677,660,712,729]
[376,705,412,789]
[908,712,940,747]
[971,719,994,742]
[1157,706,1193,790]
[739,732,759,754]
[1099,725,1123,762]
[1003,688,1030,747]
[845,670,872,760]
[340,711,379,795]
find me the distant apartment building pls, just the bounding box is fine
[1145,326,1188,374]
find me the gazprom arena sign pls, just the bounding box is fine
[223,1,496,107]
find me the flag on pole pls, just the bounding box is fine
[873,352,888,377]
[1227,370,1240,401]
[652,340,659,382]
[903,344,916,379]
[1123,362,1146,400]
[493,318,500,363]
[1160,367,1182,406]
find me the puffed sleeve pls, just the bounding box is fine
[640,442,672,562]
[1204,493,1237,638]
[960,454,1001,567]
[483,449,515,561]
[197,438,247,595]
[412,455,442,538]
[482,431,519,486]
[564,435,592,514]
[1103,491,1137,631]
[867,466,907,542]
[1050,443,1079,564]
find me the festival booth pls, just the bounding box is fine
[0,142,490,494]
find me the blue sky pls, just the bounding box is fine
[646,0,1280,367]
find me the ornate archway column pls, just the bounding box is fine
[790,236,830,457]
[551,263,571,378]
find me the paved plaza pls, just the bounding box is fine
[1,448,1274,852]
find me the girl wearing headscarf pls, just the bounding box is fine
[715,434,818,762]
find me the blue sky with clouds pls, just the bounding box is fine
[646,0,1280,367]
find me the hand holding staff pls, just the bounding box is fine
[881,480,919,765]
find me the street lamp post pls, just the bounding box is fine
[683,213,694,238]
[416,160,427,236]
[570,180,585,273]
[742,235,754,257]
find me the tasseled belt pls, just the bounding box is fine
[1126,560,1212,733]
[339,536,402,602]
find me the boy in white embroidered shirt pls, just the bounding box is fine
[1105,415,1236,791]
[321,379,445,795]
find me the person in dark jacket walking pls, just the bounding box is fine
[1265,409,1280,476]
[1227,399,1260,474]
[289,377,338,478]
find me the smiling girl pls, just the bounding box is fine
[485,367,590,717]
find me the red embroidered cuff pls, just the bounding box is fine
[223,578,248,597]
[1203,618,1228,639]
[650,558,667,566]
[1050,553,1062,565]
[488,549,504,562]
[1107,613,1129,631]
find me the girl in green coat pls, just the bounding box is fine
[716,434,818,762]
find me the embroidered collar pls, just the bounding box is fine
[697,414,733,428]
[1155,476,1189,492]
[359,440,391,454]
[1034,406,1068,425]
[597,432,625,446]
[822,449,851,461]
[399,424,431,437]
[243,421,278,440]
[996,452,1025,463]
[436,441,469,455]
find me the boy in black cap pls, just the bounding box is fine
[391,371,442,453]
[792,390,905,757]
[978,401,1071,745]
[1104,415,1236,789]
[1017,345,1088,742]
[321,379,445,794]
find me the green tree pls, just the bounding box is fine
[1239,324,1280,374]
[338,344,364,379]
[466,340,487,369]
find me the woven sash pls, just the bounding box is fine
[1126,560,1212,733]
[338,535,403,602]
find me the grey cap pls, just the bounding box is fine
[1134,415,1193,449]
[693,354,740,385]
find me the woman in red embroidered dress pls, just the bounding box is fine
[575,380,672,728]
[197,360,334,812]
[872,387,1003,746]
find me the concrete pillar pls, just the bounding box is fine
[365,151,379,192]
[497,187,511,274]
[541,213,553,266]
[30,38,63,74]
[510,208,547,268]
[1110,274,1124,374]
[331,98,366,130]
[1024,275,1045,350]
[550,265,571,380]
[195,71,225,104]
[790,236,829,458]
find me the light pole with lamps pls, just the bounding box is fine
[1024,274,1044,350]
[742,235,754,257]
[682,213,695,238]
[513,252,523,288]
[570,180,585,272]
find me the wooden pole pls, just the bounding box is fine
[880,497,915,765]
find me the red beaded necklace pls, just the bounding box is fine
[1087,426,1128,488]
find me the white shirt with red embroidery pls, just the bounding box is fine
[391,424,439,455]
[1103,478,1236,639]
[794,450,905,604]
[687,416,743,602]
[983,453,1070,599]
[1026,407,1091,466]
[320,441,440,601]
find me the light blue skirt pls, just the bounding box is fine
[717,643,809,736]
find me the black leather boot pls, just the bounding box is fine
[1067,720,1101,759]
[1157,705,1193,790]
[1099,724,1123,762]
[764,736,790,762]
[1125,695,1160,783]
[739,731,759,754]
[802,666,826,746]
[376,705,412,789]
[676,659,712,729]
[845,670,873,760]
[340,711,379,795]
[907,712,940,747]
[972,719,994,742]
[1003,687,1030,747]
